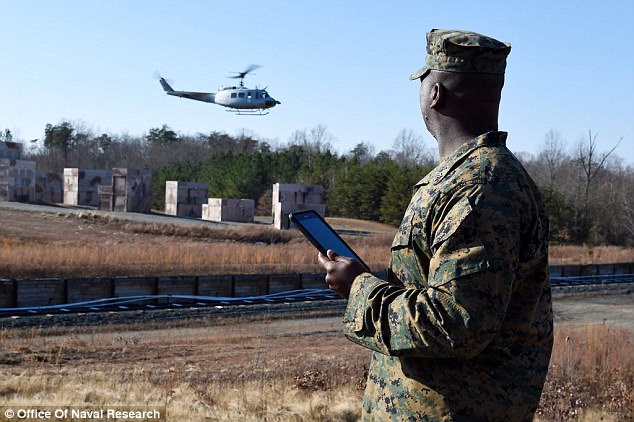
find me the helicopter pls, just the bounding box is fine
[158,65,280,115]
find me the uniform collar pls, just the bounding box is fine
[415,131,508,187]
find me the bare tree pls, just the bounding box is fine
[391,128,435,167]
[539,129,568,188]
[603,158,634,244]
[288,124,334,167]
[574,130,621,242]
[624,184,634,241]
[289,124,333,153]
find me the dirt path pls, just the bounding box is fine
[1,290,631,374]
[553,291,634,334]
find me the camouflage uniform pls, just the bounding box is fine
[344,131,553,421]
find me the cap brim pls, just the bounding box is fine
[409,66,430,80]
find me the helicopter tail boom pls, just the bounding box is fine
[159,77,216,104]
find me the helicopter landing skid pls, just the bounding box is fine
[228,109,270,116]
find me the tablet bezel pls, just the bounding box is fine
[289,210,370,271]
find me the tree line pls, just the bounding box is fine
[5,122,633,246]
[522,130,632,246]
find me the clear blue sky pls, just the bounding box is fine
[1,1,632,163]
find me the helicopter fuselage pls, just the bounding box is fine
[214,86,279,110]
[158,67,280,114]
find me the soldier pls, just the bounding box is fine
[318,29,553,421]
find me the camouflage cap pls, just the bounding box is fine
[410,29,511,80]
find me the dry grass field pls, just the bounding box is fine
[1,205,633,420]
[1,207,633,279]
[538,321,633,421]
[1,314,365,421]
[0,302,632,421]
[0,208,396,279]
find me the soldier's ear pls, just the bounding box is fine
[430,83,444,109]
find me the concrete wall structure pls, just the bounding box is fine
[0,272,338,309]
[202,198,255,223]
[35,172,63,204]
[0,141,23,160]
[165,181,208,218]
[98,185,113,211]
[272,183,325,229]
[1,263,632,310]
[112,168,152,213]
[63,168,112,207]
[0,159,36,203]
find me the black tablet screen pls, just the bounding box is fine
[290,210,369,270]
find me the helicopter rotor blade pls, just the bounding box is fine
[243,63,261,74]
[229,64,261,79]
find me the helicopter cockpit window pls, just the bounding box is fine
[231,93,237,98]
[255,92,261,99]
[238,92,245,98]
[262,92,269,98]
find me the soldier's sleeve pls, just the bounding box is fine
[343,184,519,358]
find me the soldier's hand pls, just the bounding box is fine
[317,249,366,299]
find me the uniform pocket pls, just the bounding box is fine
[431,196,474,250]
[428,196,491,286]
[429,244,490,287]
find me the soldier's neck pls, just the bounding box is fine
[436,120,498,159]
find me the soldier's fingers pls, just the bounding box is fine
[317,252,331,271]
[317,252,331,266]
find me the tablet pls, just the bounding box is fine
[289,210,370,271]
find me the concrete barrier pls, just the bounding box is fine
[0,279,16,307]
[233,274,269,297]
[197,275,233,297]
[270,273,301,293]
[0,263,632,309]
[67,277,113,303]
[114,276,158,297]
[16,278,66,307]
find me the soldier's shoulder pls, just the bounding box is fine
[435,147,529,201]
[473,146,528,183]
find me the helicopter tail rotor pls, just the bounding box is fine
[153,71,177,93]
[153,71,175,86]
